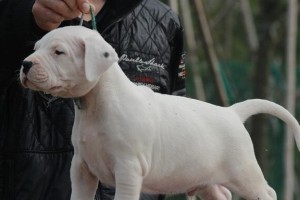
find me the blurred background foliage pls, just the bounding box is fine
[161,0,300,199]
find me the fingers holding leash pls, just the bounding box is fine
[32,0,64,31]
[32,0,94,31]
[76,0,92,14]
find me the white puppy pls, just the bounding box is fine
[20,26,300,200]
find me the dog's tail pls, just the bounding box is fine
[230,99,300,150]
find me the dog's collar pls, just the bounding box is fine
[73,98,83,109]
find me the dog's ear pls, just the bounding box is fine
[83,32,119,81]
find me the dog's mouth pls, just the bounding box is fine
[48,85,63,95]
[20,76,31,88]
[21,76,62,94]
[21,77,43,91]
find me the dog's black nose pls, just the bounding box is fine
[22,60,33,75]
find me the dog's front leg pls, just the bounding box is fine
[70,155,98,200]
[114,162,143,200]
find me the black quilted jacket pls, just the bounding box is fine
[0,0,185,199]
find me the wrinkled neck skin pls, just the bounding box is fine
[75,63,136,114]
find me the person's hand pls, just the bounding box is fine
[32,0,91,31]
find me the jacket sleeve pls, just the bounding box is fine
[168,16,186,96]
[0,0,46,87]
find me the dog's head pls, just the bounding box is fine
[20,26,118,98]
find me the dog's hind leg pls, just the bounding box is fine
[227,181,276,200]
[266,185,277,199]
[194,185,232,200]
[225,166,277,200]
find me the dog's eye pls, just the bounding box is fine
[55,50,65,55]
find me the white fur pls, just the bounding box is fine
[20,26,300,200]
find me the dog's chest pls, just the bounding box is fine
[73,122,115,185]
